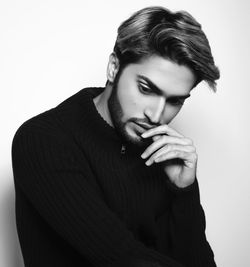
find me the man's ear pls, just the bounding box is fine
[106,53,120,83]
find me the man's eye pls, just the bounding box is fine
[138,83,152,94]
[168,98,184,106]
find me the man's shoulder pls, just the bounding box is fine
[13,87,102,142]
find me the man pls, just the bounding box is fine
[12,6,220,267]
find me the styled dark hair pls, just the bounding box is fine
[113,6,220,91]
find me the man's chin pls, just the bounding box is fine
[126,136,145,146]
[122,130,150,147]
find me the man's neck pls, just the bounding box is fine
[93,85,114,127]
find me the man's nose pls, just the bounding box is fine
[144,96,166,124]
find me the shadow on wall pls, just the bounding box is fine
[3,175,24,267]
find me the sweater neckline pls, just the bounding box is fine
[79,87,121,141]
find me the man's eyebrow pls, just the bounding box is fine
[137,74,191,99]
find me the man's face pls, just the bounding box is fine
[108,55,196,146]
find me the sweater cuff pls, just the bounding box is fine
[167,178,201,216]
[165,177,198,196]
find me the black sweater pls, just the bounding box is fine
[11,87,216,267]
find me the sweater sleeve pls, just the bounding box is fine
[12,124,186,267]
[166,178,217,267]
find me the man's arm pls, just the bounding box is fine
[167,179,217,267]
[11,123,185,267]
[141,124,216,267]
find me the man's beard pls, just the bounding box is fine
[108,78,150,147]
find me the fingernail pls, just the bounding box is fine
[141,153,146,159]
[145,160,151,166]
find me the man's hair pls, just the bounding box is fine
[113,6,220,91]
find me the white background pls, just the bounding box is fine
[1,0,249,266]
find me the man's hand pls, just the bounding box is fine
[141,125,197,188]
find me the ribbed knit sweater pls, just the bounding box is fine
[11,87,216,267]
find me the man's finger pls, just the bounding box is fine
[141,124,183,138]
[154,150,197,169]
[141,135,191,159]
[145,145,196,166]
